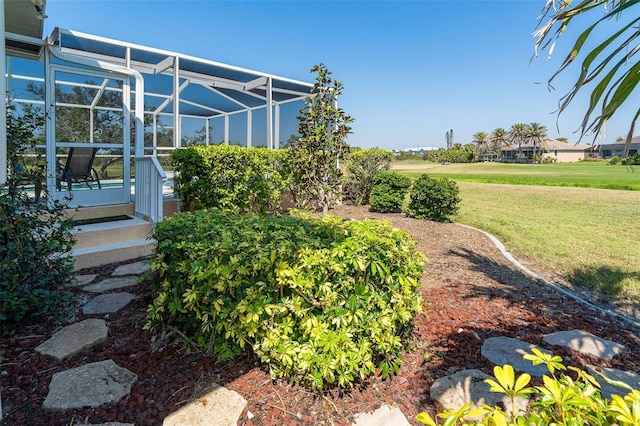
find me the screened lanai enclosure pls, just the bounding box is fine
[5,26,314,215]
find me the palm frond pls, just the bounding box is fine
[534,0,639,143]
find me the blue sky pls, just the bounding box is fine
[42,0,638,150]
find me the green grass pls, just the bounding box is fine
[391,161,640,300]
[392,161,640,191]
[453,183,640,298]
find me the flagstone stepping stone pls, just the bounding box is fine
[83,277,139,293]
[69,274,98,287]
[163,384,246,426]
[83,293,135,315]
[35,318,108,361]
[586,365,640,399]
[352,404,411,426]
[430,369,528,419]
[543,330,625,361]
[481,336,552,377]
[43,359,137,411]
[112,261,150,276]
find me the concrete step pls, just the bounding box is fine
[73,217,152,249]
[71,238,156,271]
[65,203,135,221]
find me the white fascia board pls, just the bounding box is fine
[5,31,45,46]
[154,56,174,75]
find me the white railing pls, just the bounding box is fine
[134,156,167,223]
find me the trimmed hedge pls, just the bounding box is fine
[369,171,411,213]
[407,174,460,222]
[145,210,425,390]
[170,145,290,213]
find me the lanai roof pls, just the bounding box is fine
[50,28,315,118]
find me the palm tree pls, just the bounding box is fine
[508,123,528,162]
[489,128,508,159]
[535,0,639,152]
[527,122,548,163]
[472,131,489,161]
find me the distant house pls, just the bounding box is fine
[500,139,592,163]
[597,136,640,158]
[394,147,440,157]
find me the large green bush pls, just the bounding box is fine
[407,174,460,222]
[343,148,393,205]
[171,145,289,213]
[369,171,412,213]
[0,191,74,324]
[429,150,475,163]
[145,210,425,390]
[418,349,640,425]
[1,104,75,325]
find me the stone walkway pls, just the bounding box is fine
[34,261,637,425]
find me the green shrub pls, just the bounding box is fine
[171,145,290,213]
[430,150,475,163]
[608,156,623,165]
[145,210,425,390]
[407,174,460,222]
[627,154,640,166]
[369,171,411,213]
[343,148,393,205]
[542,156,558,164]
[417,348,640,425]
[1,104,75,325]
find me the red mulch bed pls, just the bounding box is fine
[2,205,639,426]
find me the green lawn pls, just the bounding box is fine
[392,162,640,300]
[392,161,640,191]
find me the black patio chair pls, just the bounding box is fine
[57,147,102,191]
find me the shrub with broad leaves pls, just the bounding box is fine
[417,348,640,425]
[145,209,425,390]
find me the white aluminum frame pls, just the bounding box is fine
[50,28,315,151]
[3,25,315,214]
